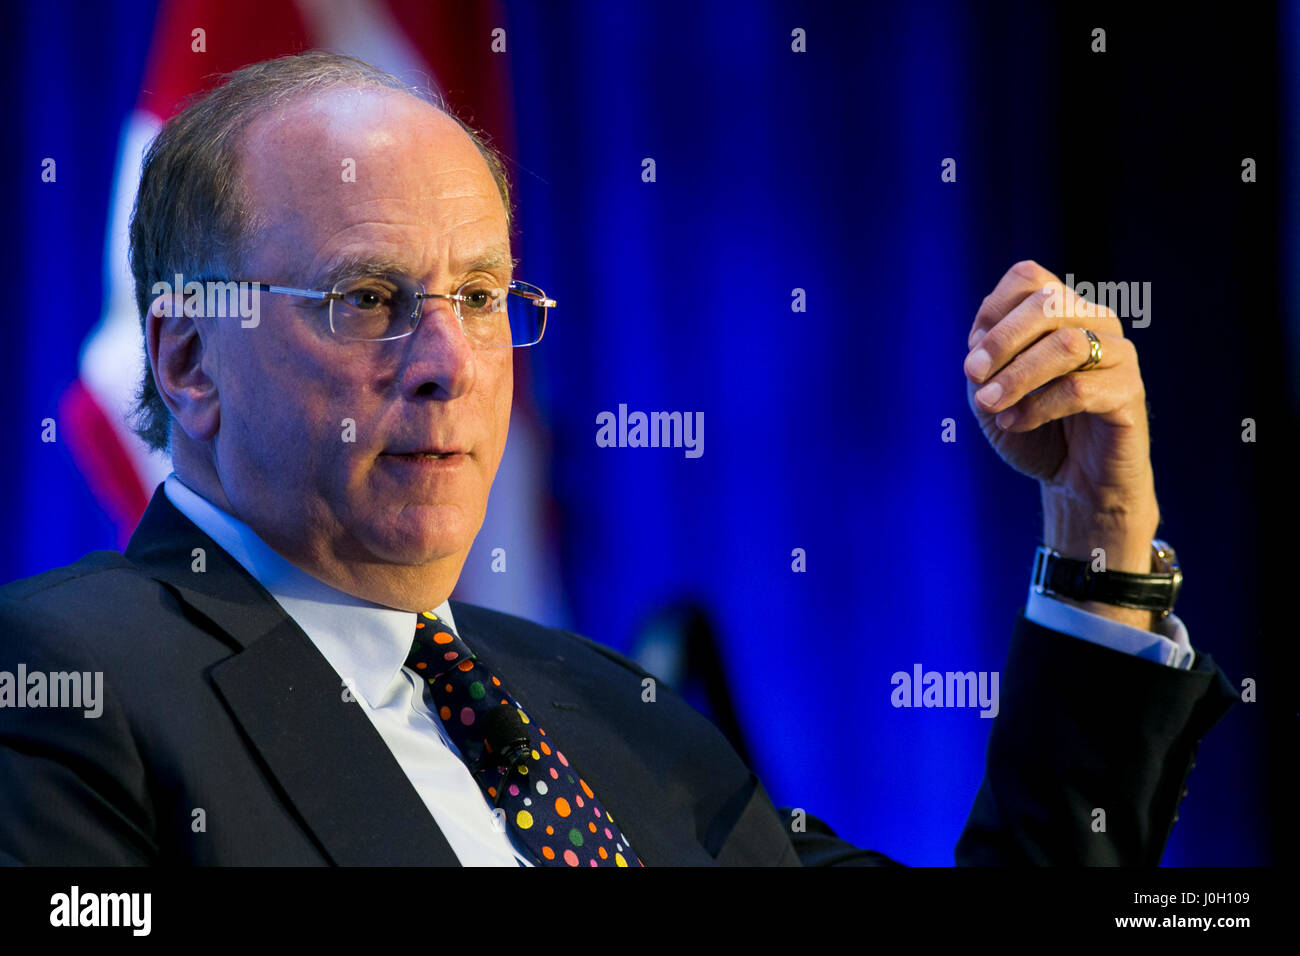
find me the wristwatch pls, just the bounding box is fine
[1030,538,1183,619]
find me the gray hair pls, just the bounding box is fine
[127,50,515,453]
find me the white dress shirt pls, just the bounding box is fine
[162,472,1196,866]
[1026,586,1194,669]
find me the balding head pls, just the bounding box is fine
[237,85,509,294]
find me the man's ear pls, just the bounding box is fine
[146,293,220,442]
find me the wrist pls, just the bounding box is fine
[1050,593,1156,631]
[1041,485,1160,574]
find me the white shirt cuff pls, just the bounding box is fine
[1025,586,1196,670]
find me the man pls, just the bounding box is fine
[0,52,1236,866]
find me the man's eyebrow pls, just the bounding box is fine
[312,250,518,290]
[313,254,412,290]
[461,249,518,276]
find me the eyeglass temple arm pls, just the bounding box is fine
[413,289,557,309]
[258,284,338,301]
[508,288,557,309]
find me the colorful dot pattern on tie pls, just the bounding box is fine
[405,611,643,868]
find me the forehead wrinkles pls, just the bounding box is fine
[310,188,508,276]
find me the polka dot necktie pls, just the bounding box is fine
[404,611,643,867]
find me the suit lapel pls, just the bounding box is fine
[126,485,461,866]
[450,603,720,866]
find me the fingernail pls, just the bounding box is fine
[975,381,1002,407]
[965,348,991,380]
[996,409,1016,429]
[968,327,986,349]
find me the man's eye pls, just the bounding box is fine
[463,286,507,314]
[345,288,391,310]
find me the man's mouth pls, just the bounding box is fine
[380,447,471,465]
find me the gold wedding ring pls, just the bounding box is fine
[1076,329,1102,372]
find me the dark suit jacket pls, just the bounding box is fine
[0,486,1238,865]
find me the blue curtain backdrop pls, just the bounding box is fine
[1,0,1282,865]
[9,0,158,567]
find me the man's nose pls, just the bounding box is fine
[396,295,475,400]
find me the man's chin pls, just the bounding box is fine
[365,508,473,566]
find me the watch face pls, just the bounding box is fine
[1152,538,1179,572]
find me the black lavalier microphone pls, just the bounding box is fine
[480,702,532,808]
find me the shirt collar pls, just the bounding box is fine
[162,473,458,707]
